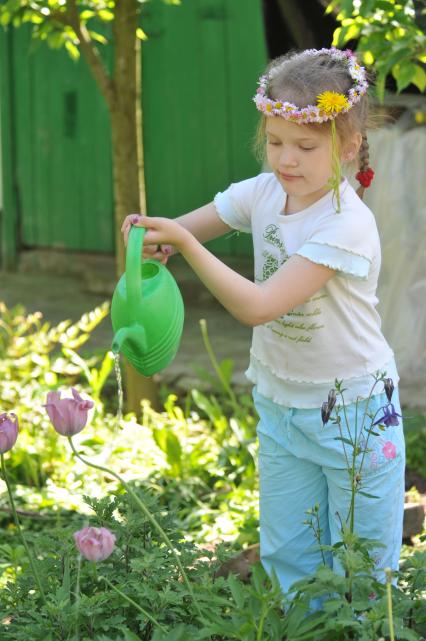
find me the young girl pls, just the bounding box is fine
[121,48,405,599]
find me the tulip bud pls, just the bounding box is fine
[321,401,330,426]
[0,413,19,454]
[74,526,116,562]
[44,388,94,437]
[327,389,337,413]
[383,378,394,403]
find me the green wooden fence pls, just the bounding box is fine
[0,0,267,267]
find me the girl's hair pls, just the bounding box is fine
[253,50,373,193]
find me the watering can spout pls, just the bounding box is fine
[111,325,148,356]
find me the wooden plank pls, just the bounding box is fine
[0,27,18,268]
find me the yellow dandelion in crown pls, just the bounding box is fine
[317,91,350,116]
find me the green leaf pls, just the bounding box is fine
[89,30,108,45]
[358,490,380,499]
[65,39,80,60]
[153,428,182,475]
[98,9,114,21]
[410,63,426,92]
[80,10,95,21]
[394,60,418,91]
[136,27,148,40]
[227,573,245,608]
[375,70,386,103]
[333,436,353,446]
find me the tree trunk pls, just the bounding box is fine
[110,0,158,412]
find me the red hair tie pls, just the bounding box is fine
[356,167,374,188]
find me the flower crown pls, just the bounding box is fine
[253,48,368,123]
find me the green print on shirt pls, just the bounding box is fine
[259,224,289,282]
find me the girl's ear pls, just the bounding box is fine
[341,132,362,162]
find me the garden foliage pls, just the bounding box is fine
[0,301,425,640]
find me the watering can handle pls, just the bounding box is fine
[126,225,145,322]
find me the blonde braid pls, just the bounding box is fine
[356,133,374,199]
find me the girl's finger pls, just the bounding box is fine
[121,214,139,232]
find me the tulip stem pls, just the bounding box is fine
[0,454,48,610]
[99,576,167,632]
[385,568,396,641]
[68,438,202,619]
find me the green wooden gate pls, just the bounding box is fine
[0,0,267,265]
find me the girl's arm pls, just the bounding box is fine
[121,202,231,258]
[136,216,336,327]
[174,202,233,244]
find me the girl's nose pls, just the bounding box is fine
[279,149,298,168]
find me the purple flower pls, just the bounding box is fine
[44,388,94,436]
[327,389,337,413]
[373,403,401,427]
[321,401,331,426]
[74,526,116,562]
[0,413,19,454]
[383,378,394,403]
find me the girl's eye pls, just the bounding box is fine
[300,146,315,151]
[267,140,281,146]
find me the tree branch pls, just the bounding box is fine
[65,0,115,109]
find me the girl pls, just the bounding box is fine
[121,48,405,599]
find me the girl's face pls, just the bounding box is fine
[265,117,336,213]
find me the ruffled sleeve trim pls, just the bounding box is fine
[296,241,371,280]
[213,190,252,233]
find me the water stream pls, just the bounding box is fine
[114,353,124,424]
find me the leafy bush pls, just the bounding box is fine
[0,302,425,639]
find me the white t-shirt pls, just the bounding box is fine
[214,172,398,408]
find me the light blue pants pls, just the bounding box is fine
[253,386,406,598]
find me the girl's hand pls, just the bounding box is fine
[130,215,192,254]
[121,214,173,264]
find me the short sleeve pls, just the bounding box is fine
[296,208,376,280]
[213,175,264,233]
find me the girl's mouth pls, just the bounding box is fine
[279,173,302,180]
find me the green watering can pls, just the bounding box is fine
[111,225,184,376]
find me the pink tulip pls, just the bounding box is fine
[0,413,19,454]
[44,388,94,436]
[74,526,116,562]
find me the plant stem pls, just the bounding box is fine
[314,510,326,565]
[256,603,268,641]
[385,568,395,641]
[74,553,82,641]
[68,438,202,619]
[99,576,167,632]
[199,319,238,408]
[336,414,351,473]
[0,454,48,608]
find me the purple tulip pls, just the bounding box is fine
[373,403,401,427]
[0,413,19,454]
[44,388,94,436]
[74,526,116,562]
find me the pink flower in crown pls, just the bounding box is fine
[0,413,19,454]
[44,388,94,436]
[74,526,116,562]
[382,441,397,460]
